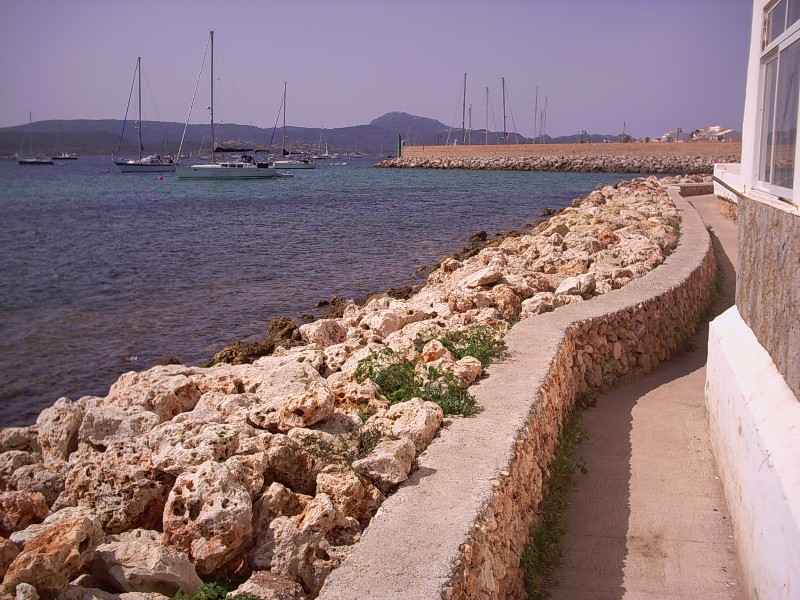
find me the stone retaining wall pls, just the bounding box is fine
[319,189,716,598]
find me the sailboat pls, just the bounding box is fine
[272,82,315,170]
[51,125,78,160]
[18,113,54,165]
[176,31,279,180]
[113,56,176,173]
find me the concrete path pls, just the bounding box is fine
[546,194,747,600]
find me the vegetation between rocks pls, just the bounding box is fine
[521,397,591,599]
[354,325,506,417]
[173,582,258,600]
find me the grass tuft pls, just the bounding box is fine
[521,400,590,599]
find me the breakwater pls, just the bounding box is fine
[377,141,740,174]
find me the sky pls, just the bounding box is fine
[0,0,753,139]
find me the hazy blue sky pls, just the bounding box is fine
[0,0,752,138]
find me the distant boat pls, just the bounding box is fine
[18,112,53,165]
[113,56,176,173]
[272,82,315,170]
[176,31,279,180]
[51,126,78,160]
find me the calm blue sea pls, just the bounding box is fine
[0,156,635,427]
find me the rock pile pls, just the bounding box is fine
[0,175,693,599]
[376,153,738,174]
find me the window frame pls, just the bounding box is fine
[756,1,800,199]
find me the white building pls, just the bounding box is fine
[707,1,800,598]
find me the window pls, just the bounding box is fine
[758,1,800,194]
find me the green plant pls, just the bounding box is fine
[173,582,259,600]
[521,403,589,599]
[434,325,507,367]
[354,347,477,416]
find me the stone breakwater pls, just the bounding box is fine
[376,152,739,174]
[0,175,704,599]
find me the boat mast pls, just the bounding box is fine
[532,86,538,144]
[485,87,489,145]
[137,57,143,160]
[282,81,287,155]
[210,31,215,165]
[28,112,32,156]
[502,77,507,143]
[462,73,467,145]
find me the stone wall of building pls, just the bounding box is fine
[736,195,800,398]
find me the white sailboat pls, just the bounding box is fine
[272,82,315,170]
[176,31,279,180]
[18,112,54,165]
[113,57,176,173]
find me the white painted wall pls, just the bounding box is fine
[713,163,742,202]
[706,307,800,599]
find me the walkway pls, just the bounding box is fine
[546,194,747,599]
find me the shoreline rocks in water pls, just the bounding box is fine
[0,175,699,599]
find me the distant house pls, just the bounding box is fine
[691,125,735,141]
[707,1,800,598]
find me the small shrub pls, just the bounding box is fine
[173,582,259,600]
[434,325,507,367]
[354,348,477,416]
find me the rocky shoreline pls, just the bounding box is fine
[375,152,738,174]
[0,175,703,599]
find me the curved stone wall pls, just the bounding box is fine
[319,189,716,598]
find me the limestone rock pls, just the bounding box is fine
[462,267,503,288]
[36,398,83,467]
[0,491,48,538]
[365,398,444,454]
[106,369,202,422]
[453,356,484,389]
[162,460,252,575]
[262,435,317,496]
[239,355,325,400]
[315,465,384,526]
[0,428,39,454]
[232,571,305,599]
[351,438,416,493]
[250,494,344,595]
[1,511,105,597]
[0,536,19,579]
[13,582,37,600]
[52,441,170,534]
[90,528,203,596]
[252,482,308,537]
[298,319,346,348]
[555,273,596,296]
[276,387,335,432]
[146,420,241,477]
[77,406,160,447]
[0,452,41,492]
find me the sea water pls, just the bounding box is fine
[0,156,636,427]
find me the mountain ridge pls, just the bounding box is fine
[0,112,734,156]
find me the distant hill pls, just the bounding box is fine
[0,113,739,156]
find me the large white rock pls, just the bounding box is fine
[351,438,416,493]
[90,528,203,596]
[365,398,443,454]
[162,460,253,575]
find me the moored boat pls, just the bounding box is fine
[18,112,54,166]
[113,57,176,173]
[175,31,279,181]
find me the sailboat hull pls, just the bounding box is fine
[18,157,54,165]
[273,160,315,169]
[175,164,280,179]
[114,160,176,173]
